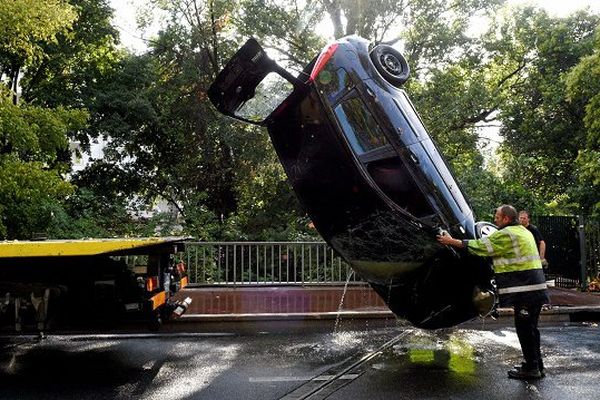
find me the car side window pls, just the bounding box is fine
[334,93,434,217]
[334,95,389,155]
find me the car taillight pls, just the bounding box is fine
[146,276,159,292]
[309,43,339,82]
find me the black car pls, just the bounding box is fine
[208,36,497,329]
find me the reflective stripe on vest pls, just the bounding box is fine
[498,282,548,295]
[504,228,521,258]
[493,254,541,273]
[481,237,494,255]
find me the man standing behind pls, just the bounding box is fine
[437,205,549,380]
[519,210,548,270]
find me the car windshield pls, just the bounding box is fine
[334,95,389,155]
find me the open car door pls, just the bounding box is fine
[208,38,300,125]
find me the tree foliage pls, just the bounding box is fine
[0,0,77,66]
[56,0,328,240]
[493,8,599,214]
[0,155,75,238]
[2,0,600,240]
[0,0,90,239]
[0,88,87,238]
[565,29,600,214]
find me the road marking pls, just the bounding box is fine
[250,377,311,382]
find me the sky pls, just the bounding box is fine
[110,0,600,54]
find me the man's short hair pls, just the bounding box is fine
[519,210,530,217]
[498,204,518,222]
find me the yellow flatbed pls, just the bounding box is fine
[0,237,188,258]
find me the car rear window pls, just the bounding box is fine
[317,66,354,104]
[334,96,389,155]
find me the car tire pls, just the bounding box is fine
[370,45,410,87]
[475,221,498,238]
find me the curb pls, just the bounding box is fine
[176,306,600,324]
[178,310,394,322]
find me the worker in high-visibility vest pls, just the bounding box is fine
[437,204,549,380]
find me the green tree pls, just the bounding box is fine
[235,0,326,66]
[0,0,89,239]
[19,0,121,148]
[493,8,599,214]
[0,0,77,101]
[73,0,315,240]
[5,0,140,238]
[566,28,600,215]
[0,88,87,238]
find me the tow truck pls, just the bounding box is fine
[0,237,191,334]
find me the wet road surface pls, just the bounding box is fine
[1,322,599,400]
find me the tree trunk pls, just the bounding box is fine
[323,0,344,39]
[11,66,20,105]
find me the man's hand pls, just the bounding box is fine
[437,231,453,245]
[436,231,464,248]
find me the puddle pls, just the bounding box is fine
[385,330,481,376]
[281,329,387,363]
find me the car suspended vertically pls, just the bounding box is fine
[208,36,497,329]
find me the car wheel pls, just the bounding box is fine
[475,221,498,238]
[370,45,410,87]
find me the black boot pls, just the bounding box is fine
[508,366,542,380]
[513,361,545,377]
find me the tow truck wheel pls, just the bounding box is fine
[148,313,162,332]
[370,45,410,87]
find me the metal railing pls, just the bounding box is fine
[583,217,600,281]
[183,242,359,285]
[532,215,600,288]
[119,215,600,289]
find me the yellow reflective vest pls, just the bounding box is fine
[466,224,549,307]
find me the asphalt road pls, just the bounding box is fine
[1,321,599,400]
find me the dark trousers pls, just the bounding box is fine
[514,304,543,370]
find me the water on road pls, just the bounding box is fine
[0,322,598,400]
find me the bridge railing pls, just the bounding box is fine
[182,241,360,285]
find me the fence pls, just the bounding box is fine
[584,217,600,281]
[184,242,357,285]
[176,216,600,288]
[532,216,580,287]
